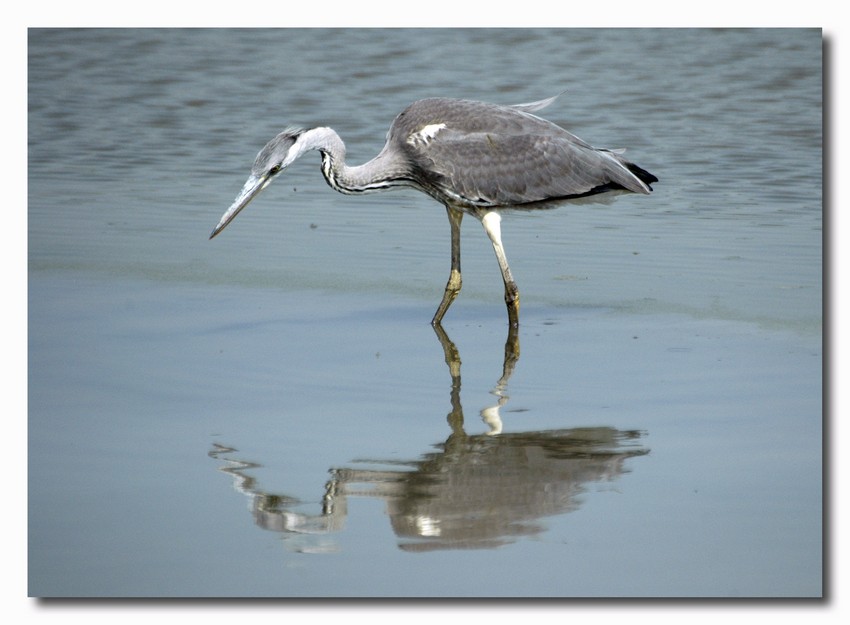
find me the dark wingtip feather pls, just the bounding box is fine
[627,162,658,188]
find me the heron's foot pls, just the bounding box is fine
[432,291,459,326]
[432,269,462,326]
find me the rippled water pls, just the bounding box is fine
[28,28,822,597]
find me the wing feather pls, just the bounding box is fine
[391,97,653,208]
[415,131,650,206]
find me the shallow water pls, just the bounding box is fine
[28,28,822,597]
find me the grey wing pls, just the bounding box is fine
[416,130,650,207]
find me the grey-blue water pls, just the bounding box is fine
[28,28,822,597]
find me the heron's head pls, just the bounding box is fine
[209,127,306,239]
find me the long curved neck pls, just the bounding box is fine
[299,127,411,195]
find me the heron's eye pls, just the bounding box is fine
[268,165,281,175]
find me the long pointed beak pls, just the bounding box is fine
[209,173,273,239]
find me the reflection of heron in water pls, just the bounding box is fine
[210,95,657,327]
[209,327,648,552]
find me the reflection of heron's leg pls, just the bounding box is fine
[432,324,465,436]
[482,324,522,435]
[432,322,521,437]
[432,205,464,326]
[502,324,520,383]
[432,323,461,380]
[478,211,520,328]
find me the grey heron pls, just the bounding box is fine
[210,95,657,327]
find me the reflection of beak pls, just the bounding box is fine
[209,173,273,239]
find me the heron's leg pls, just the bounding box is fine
[479,211,520,328]
[432,205,464,326]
